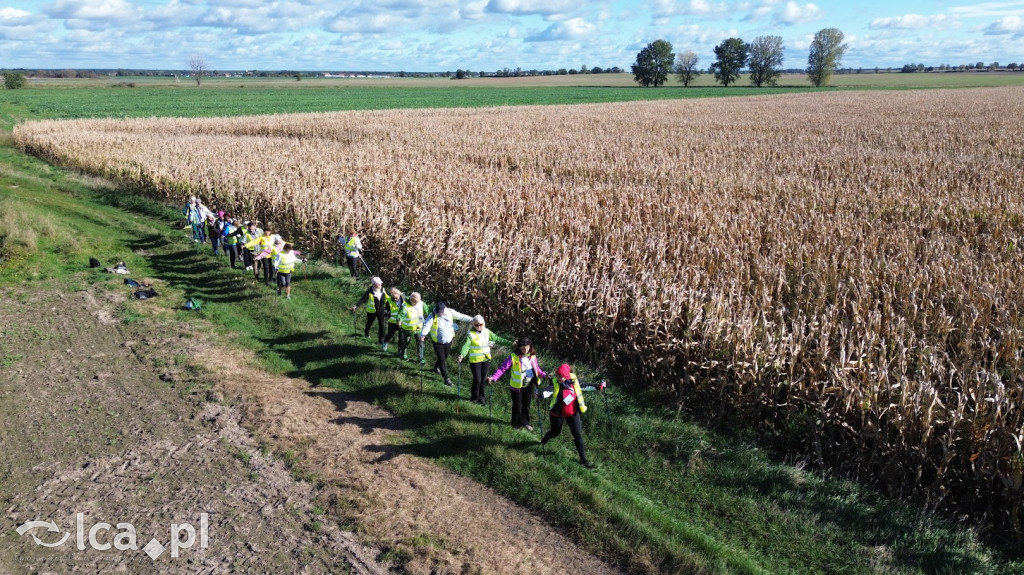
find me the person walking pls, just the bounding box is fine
[381,287,404,351]
[397,292,426,363]
[275,243,302,299]
[182,196,204,243]
[488,337,546,430]
[206,212,224,256]
[351,277,388,344]
[541,363,598,469]
[246,228,276,284]
[419,301,471,387]
[221,218,241,268]
[457,315,511,405]
[342,228,363,278]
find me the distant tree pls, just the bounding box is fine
[674,50,701,86]
[591,66,604,74]
[455,69,467,79]
[710,37,747,87]
[806,28,847,87]
[976,61,985,70]
[632,39,675,87]
[1009,63,1019,71]
[747,35,784,87]
[989,62,999,71]
[189,54,209,86]
[580,64,588,74]
[3,72,27,89]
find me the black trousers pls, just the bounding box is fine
[542,412,588,464]
[261,257,274,283]
[243,248,255,269]
[433,341,452,382]
[383,322,400,344]
[398,330,424,360]
[509,379,534,428]
[469,361,488,401]
[364,311,386,343]
[225,243,239,268]
[346,255,360,277]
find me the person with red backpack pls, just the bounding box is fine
[541,363,602,469]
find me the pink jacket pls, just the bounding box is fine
[490,354,547,383]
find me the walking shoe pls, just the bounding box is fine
[420,359,426,365]
[524,425,534,432]
[581,460,596,469]
[444,379,453,387]
[382,342,389,351]
[277,289,282,296]
[245,266,253,271]
[286,295,291,300]
[401,354,408,361]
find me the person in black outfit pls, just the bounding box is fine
[351,277,387,344]
[541,363,599,469]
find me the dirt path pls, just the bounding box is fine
[1,285,619,574]
[202,344,621,575]
[0,287,387,574]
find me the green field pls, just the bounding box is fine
[3,78,1024,573]
[4,71,1023,121]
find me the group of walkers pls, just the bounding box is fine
[341,229,605,469]
[182,197,304,299]
[183,204,604,470]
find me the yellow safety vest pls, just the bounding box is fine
[366,289,383,314]
[399,302,424,331]
[277,251,298,274]
[549,375,587,414]
[510,354,537,389]
[467,329,492,363]
[386,296,401,324]
[345,236,360,256]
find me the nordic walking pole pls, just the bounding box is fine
[602,383,612,433]
[456,361,462,414]
[488,383,493,435]
[419,337,425,394]
[360,255,373,276]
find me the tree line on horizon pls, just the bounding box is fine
[632,28,848,88]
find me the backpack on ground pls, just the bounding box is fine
[184,297,202,311]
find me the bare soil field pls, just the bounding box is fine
[0,283,617,574]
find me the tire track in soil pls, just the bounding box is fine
[0,288,388,574]
[200,345,622,575]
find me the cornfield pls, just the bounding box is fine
[15,87,1024,532]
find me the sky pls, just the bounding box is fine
[0,0,1021,71]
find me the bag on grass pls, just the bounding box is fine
[184,297,202,311]
[132,288,158,300]
[89,257,101,268]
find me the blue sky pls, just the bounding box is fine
[0,0,1021,71]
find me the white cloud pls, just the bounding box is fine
[950,1,1024,19]
[774,2,820,25]
[0,8,32,20]
[649,0,730,19]
[486,0,577,17]
[870,14,950,30]
[44,0,138,20]
[984,14,1024,34]
[527,17,595,41]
